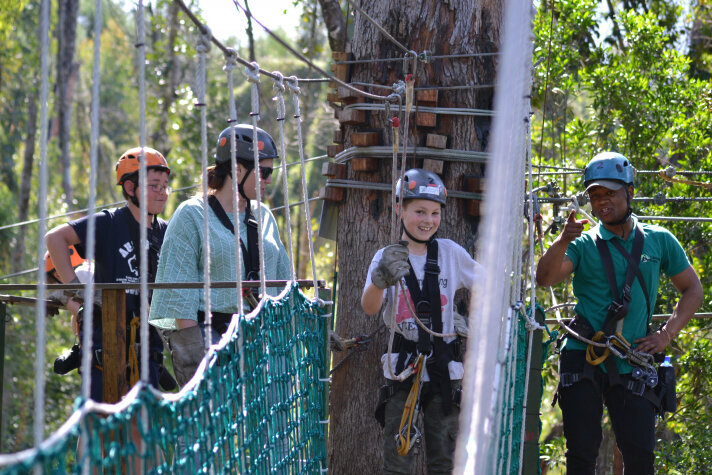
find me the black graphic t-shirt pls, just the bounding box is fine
[71,206,167,350]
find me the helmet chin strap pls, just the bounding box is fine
[238,167,253,203]
[402,221,435,244]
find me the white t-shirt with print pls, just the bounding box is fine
[364,238,484,381]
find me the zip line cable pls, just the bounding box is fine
[341,0,410,54]
[223,0,396,103]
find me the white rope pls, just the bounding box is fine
[33,0,51,463]
[286,76,319,293]
[196,28,212,346]
[247,62,269,298]
[271,71,297,280]
[136,0,149,387]
[224,48,245,313]
[453,0,535,469]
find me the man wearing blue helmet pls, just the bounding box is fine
[536,152,702,473]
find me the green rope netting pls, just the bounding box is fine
[1,284,329,474]
[494,304,557,475]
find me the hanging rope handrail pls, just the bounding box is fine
[342,102,495,117]
[0,280,325,292]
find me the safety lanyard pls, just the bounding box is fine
[595,224,650,335]
[207,195,260,280]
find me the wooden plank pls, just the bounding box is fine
[426,133,448,149]
[332,51,350,62]
[102,289,126,403]
[351,132,379,147]
[337,85,365,104]
[416,89,438,105]
[327,144,344,158]
[319,186,345,202]
[351,157,379,172]
[322,162,347,179]
[416,112,437,128]
[333,129,343,143]
[327,92,340,103]
[339,109,366,125]
[422,158,444,175]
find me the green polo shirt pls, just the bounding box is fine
[565,216,690,374]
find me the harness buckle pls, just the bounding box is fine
[560,372,581,388]
[626,377,646,396]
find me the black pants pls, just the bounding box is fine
[558,350,656,475]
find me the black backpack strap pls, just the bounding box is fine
[608,224,651,319]
[595,227,646,335]
[207,195,259,279]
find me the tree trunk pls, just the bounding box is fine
[317,0,346,53]
[12,88,39,274]
[56,0,79,209]
[327,1,501,473]
[151,2,180,156]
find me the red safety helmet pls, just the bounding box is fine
[115,147,170,185]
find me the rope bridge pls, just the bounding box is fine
[0,284,329,474]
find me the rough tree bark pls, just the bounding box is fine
[56,0,79,209]
[326,1,501,473]
[317,0,346,53]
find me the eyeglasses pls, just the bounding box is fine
[258,166,273,180]
[146,183,172,194]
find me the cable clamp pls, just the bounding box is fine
[403,50,418,77]
[653,192,666,205]
[664,165,677,178]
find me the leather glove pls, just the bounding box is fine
[167,326,207,387]
[371,243,410,289]
[453,311,468,338]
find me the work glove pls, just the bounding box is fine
[453,311,468,338]
[167,326,207,387]
[371,243,410,289]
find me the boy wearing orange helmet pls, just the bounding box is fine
[45,146,174,400]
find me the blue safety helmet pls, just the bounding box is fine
[583,152,635,192]
[396,168,447,206]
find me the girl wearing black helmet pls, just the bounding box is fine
[149,124,290,388]
[361,168,484,474]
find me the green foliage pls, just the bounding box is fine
[0,0,336,453]
[534,0,712,471]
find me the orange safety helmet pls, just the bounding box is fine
[44,245,86,275]
[115,147,170,185]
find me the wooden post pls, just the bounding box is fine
[0,303,5,446]
[102,289,126,403]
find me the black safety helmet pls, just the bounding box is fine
[395,168,447,206]
[215,124,278,167]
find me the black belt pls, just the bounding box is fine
[197,310,234,335]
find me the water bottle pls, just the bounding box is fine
[659,356,677,413]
